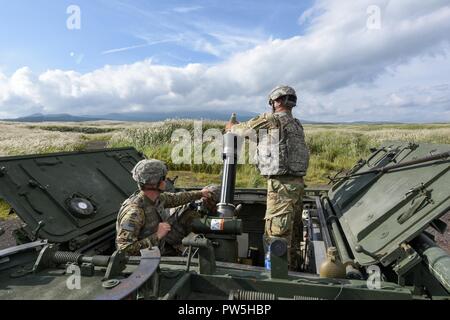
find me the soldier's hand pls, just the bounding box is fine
[200,187,213,200]
[156,223,171,240]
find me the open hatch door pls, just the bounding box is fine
[327,142,449,267]
[0,148,144,247]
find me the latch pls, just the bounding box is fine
[31,221,46,241]
[397,184,434,224]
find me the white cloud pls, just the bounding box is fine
[103,1,266,59]
[298,6,325,27]
[1,0,449,122]
[102,38,182,55]
[173,6,203,14]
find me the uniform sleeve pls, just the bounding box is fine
[159,191,203,209]
[231,113,277,136]
[116,207,160,256]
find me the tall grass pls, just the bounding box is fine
[0,123,87,156]
[0,199,11,221]
[109,122,366,185]
[1,120,449,187]
[108,121,450,186]
[305,131,376,183]
[27,125,117,134]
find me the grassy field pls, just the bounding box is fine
[106,121,450,187]
[0,120,449,220]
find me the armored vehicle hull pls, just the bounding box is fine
[0,142,449,300]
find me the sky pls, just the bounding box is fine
[0,0,449,122]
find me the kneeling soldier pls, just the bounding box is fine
[116,159,213,256]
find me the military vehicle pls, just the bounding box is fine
[0,132,449,300]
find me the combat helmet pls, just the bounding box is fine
[268,85,297,108]
[132,159,168,188]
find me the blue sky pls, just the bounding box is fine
[0,0,449,122]
[0,0,313,73]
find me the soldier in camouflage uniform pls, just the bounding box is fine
[116,159,214,256]
[163,185,221,254]
[226,85,310,270]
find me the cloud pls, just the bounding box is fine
[103,0,267,59]
[173,6,203,13]
[102,43,152,55]
[1,0,449,122]
[101,38,180,55]
[298,6,325,27]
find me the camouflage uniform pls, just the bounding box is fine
[164,185,221,254]
[265,175,305,269]
[163,204,202,254]
[231,110,309,270]
[116,190,203,256]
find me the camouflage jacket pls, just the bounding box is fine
[164,203,200,248]
[231,111,309,177]
[116,190,203,256]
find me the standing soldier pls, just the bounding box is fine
[226,85,310,270]
[116,159,213,256]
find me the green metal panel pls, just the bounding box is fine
[328,142,450,266]
[0,148,144,244]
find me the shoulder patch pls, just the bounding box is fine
[121,221,137,232]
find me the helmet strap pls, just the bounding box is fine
[141,179,165,192]
[269,99,275,113]
[156,177,166,192]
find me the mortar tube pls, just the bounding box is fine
[217,132,238,218]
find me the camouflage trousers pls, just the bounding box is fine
[264,176,304,271]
